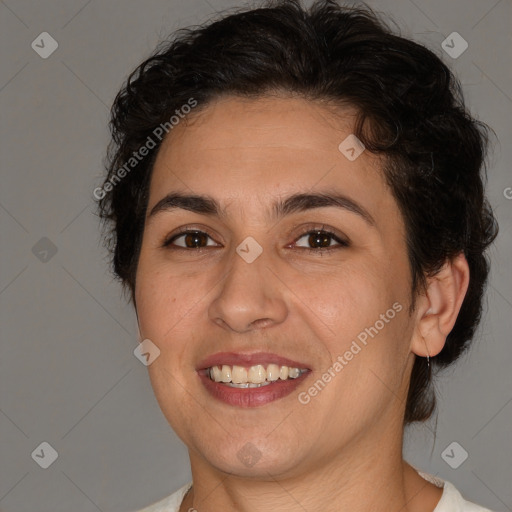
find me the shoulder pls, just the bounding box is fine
[417,471,496,512]
[435,480,496,512]
[132,482,192,512]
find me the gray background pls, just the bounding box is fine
[0,0,510,511]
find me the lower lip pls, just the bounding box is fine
[197,370,310,407]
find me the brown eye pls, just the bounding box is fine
[164,230,217,249]
[308,231,332,248]
[294,229,349,251]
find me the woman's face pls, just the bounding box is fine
[135,95,418,478]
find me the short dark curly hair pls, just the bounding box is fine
[96,0,498,424]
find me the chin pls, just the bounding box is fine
[194,433,305,478]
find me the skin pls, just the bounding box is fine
[134,94,469,512]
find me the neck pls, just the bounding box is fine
[180,413,442,512]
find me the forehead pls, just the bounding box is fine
[155,95,362,160]
[148,94,393,220]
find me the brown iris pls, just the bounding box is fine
[307,231,332,249]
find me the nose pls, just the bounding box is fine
[208,247,288,334]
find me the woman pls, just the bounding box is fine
[96,1,499,510]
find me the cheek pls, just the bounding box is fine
[301,262,395,331]
[134,262,211,399]
[305,260,410,382]
[135,262,201,339]
[135,267,203,419]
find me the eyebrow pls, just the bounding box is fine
[147,191,376,227]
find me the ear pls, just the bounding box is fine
[410,253,470,358]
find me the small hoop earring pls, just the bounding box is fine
[423,337,431,372]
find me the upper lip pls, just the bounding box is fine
[196,351,311,371]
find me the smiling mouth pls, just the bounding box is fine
[204,363,309,387]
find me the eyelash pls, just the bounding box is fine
[161,225,350,253]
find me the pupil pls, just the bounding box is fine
[309,231,330,248]
[185,231,206,248]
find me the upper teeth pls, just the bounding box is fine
[208,364,306,384]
